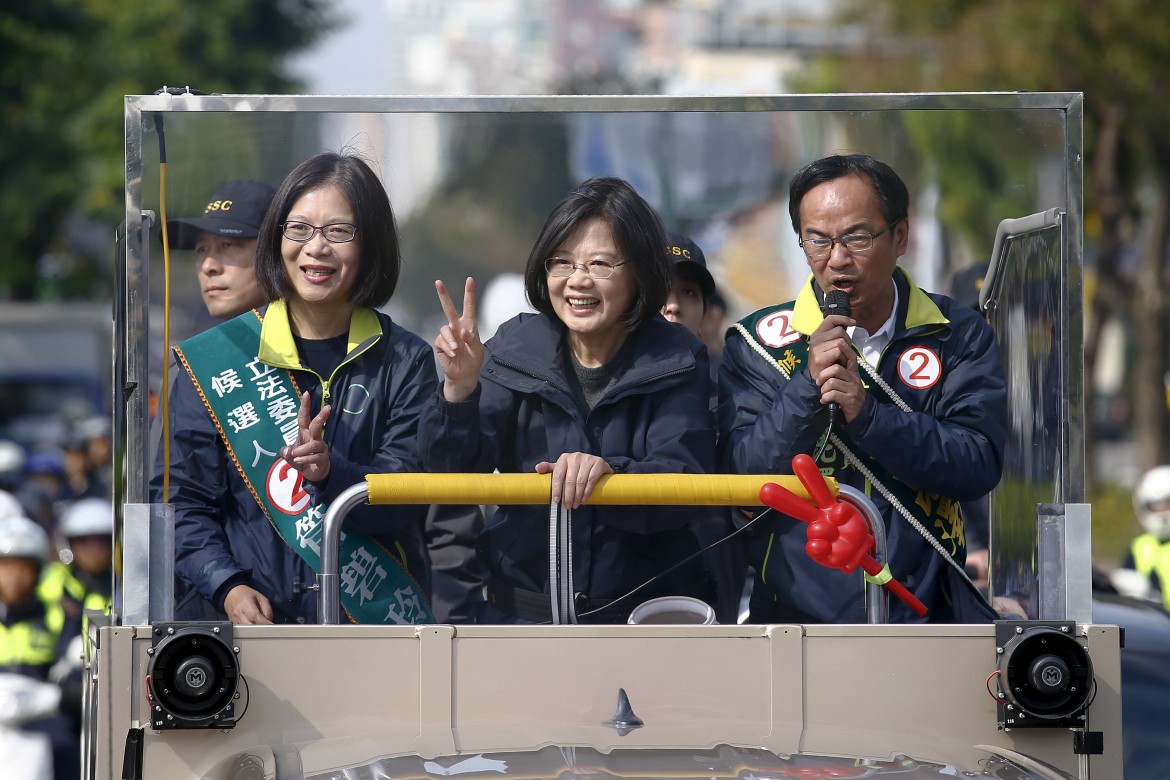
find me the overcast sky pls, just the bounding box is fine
[288,0,390,94]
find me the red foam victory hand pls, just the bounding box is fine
[759,453,928,617]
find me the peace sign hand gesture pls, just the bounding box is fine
[281,391,332,482]
[434,277,484,402]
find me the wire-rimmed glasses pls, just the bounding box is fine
[798,220,899,260]
[544,257,626,279]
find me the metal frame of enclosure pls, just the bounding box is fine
[92,93,1116,780]
[120,91,1087,624]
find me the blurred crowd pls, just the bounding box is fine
[0,411,112,532]
[1,406,114,780]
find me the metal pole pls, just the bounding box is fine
[838,485,890,624]
[317,482,369,624]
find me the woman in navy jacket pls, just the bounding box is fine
[419,177,717,624]
[156,153,434,625]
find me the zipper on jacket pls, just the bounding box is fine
[486,357,554,388]
[298,334,381,429]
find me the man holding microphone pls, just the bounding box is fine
[718,153,1007,624]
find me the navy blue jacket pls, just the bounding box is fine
[719,270,1007,623]
[419,312,716,615]
[153,304,435,623]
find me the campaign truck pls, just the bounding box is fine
[80,92,1122,780]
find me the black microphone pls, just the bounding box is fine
[820,289,852,425]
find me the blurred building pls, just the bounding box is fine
[350,2,858,319]
[372,1,846,97]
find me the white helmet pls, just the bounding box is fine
[1135,465,1170,539]
[0,490,23,520]
[59,498,113,539]
[0,440,24,476]
[0,514,50,560]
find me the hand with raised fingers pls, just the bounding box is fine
[280,391,332,482]
[434,277,484,402]
[535,452,613,510]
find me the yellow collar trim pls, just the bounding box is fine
[258,300,381,368]
[791,267,948,335]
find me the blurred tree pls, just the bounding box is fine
[0,0,334,301]
[395,113,572,328]
[394,69,648,327]
[799,0,1170,477]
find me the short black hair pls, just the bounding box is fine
[788,153,910,235]
[523,177,670,332]
[256,152,401,308]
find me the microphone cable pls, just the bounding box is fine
[567,508,774,623]
[812,419,836,463]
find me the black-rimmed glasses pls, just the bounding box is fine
[281,221,358,243]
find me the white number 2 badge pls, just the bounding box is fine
[756,310,801,349]
[267,459,311,515]
[897,346,942,390]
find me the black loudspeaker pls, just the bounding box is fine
[147,622,240,730]
[995,621,1094,729]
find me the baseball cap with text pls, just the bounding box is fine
[165,179,276,250]
[665,232,716,298]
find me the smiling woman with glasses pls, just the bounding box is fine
[157,151,441,626]
[420,176,718,625]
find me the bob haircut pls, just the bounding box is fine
[523,177,671,333]
[256,152,401,308]
[787,153,911,234]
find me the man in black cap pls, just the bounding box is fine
[662,232,746,624]
[166,179,276,319]
[662,232,717,338]
[155,180,276,622]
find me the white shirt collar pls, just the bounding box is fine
[848,279,898,366]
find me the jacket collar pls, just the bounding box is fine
[487,312,697,389]
[791,266,948,336]
[257,300,382,368]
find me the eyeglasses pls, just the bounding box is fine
[544,257,626,279]
[281,221,358,243]
[798,221,898,259]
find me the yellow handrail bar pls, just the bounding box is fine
[365,473,832,506]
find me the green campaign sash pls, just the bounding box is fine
[734,304,967,566]
[175,310,433,624]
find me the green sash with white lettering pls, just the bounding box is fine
[734,304,967,565]
[175,310,433,624]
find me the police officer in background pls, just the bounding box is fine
[0,514,81,780]
[39,498,114,628]
[1113,466,1170,607]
